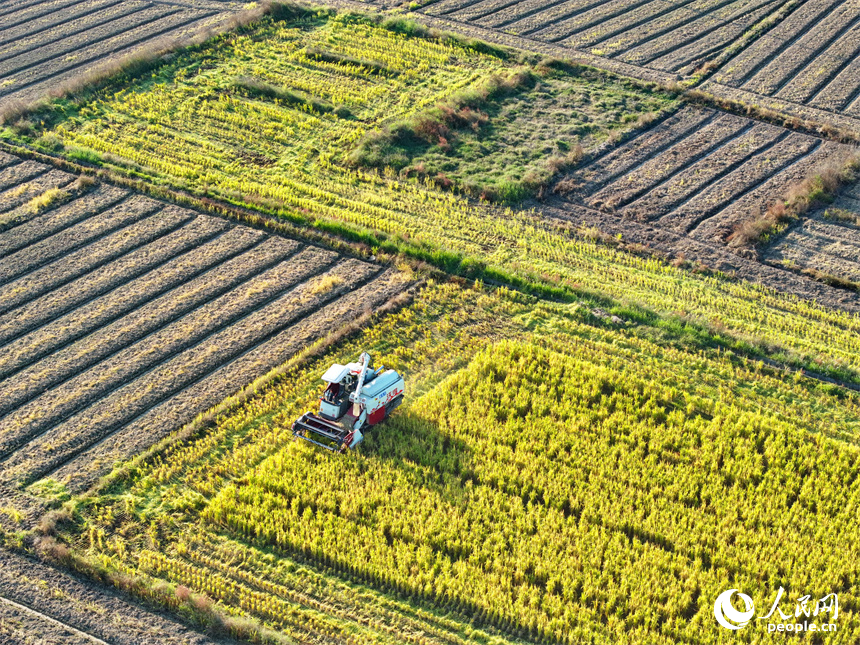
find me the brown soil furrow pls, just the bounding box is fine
[0,194,162,284]
[0,223,263,382]
[660,133,820,233]
[0,9,217,100]
[484,0,609,33]
[55,269,410,493]
[587,112,749,210]
[620,123,786,221]
[0,595,110,645]
[0,204,191,314]
[618,0,779,66]
[0,170,77,221]
[446,0,535,23]
[0,151,21,170]
[741,3,860,96]
[0,183,128,258]
[604,0,782,62]
[568,106,716,196]
[0,0,123,48]
[809,58,860,112]
[711,0,845,87]
[780,25,860,105]
[691,143,840,243]
[419,0,491,16]
[0,246,333,458]
[0,5,175,79]
[0,213,227,345]
[0,0,91,27]
[0,259,379,486]
[0,550,220,645]
[0,0,146,65]
[564,2,700,52]
[0,159,51,193]
[527,0,666,41]
[641,0,780,70]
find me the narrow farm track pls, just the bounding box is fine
[0,0,245,107]
[0,156,411,496]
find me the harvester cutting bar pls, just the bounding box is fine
[292,412,350,452]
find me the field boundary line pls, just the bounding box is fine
[697,81,860,137]
[0,593,112,645]
[317,0,683,85]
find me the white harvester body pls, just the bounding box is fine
[292,352,404,452]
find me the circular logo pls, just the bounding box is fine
[714,589,755,630]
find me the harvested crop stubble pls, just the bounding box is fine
[0,259,380,485]
[0,238,310,416]
[620,123,786,221]
[0,183,127,257]
[0,205,191,314]
[0,213,229,344]
[55,267,411,491]
[0,160,50,192]
[691,144,842,242]
[0,245,338,459]
[68,283,860,645]
[0,194,164,283]
[660,132,820,233]
[586,112,749,210]
[0,169,76,216]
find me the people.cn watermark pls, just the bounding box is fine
[714,587,838,634]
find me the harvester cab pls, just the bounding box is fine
[292,352,404,452]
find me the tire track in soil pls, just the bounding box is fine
[740,1,859,96]
[0,184,129,258]
[0,9,219,101]
[561,0,743,52]
[587,112,750,211]
[642,127,791,223]
[665,133,820,234]
[0,0,125,48]
[620,0,785,67]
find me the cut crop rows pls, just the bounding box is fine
[0,160,410,490]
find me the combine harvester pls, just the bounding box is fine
[292,352,404,452]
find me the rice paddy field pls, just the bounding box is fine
[0,2,859,644]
